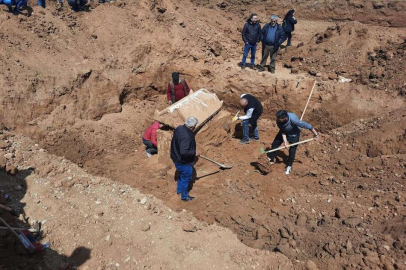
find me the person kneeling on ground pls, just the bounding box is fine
[142,121,164,158]
[67,0,87,11]
[170,117,199,202]
[233,94,263,144]
[167,72,190,105]
[241,13,261,70]
[267,110,318,175]
[258,14,287,74]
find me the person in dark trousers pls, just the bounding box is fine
[241,13,262,70]
[142,121,164,157]
[167,72,190,105]
[233,94,263,144]
[3,0,27,12]
[67,0,87,11]
[258,14,287,74]
[170,117,199,202]
[267,110,318,175]
[282,9,297,46]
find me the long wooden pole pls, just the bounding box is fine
[262,138,316,154]
[300,81,317,121]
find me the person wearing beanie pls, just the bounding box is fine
[170,116,199,201]
[282,9,297,46]
[241,13,262,70]
[167,72,190,105]
[258,14,287,74]
[142,121,164,158]
[232,94,263,144]
[267,110,318,175]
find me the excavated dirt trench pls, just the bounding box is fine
[1,0,405,269]
[30,76,405,270]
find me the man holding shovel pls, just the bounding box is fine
[170,116,199,202]
[268,110,318,175]
[233,94,263,144]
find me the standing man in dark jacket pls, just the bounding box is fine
[241,14,262,70]
[259,15,287,74]
[267,110,318,175]
[233,94,263,144]
[170,117,199,201]
[167,72,190,105]
[283,9,297,46]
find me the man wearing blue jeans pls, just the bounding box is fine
[241,14,261,70]
[233,94,263,144]
[170,116,199,202]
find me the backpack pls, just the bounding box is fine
[170,79,187,103]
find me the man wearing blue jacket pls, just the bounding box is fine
[170,116,199,202]
[241,13,262,70]
[267,110,318,175]
[258,14,287,74]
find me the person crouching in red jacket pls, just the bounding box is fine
[167,72,190,105]
[143,121,164,157]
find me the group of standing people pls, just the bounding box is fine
[241,10,297,73]
[0,0,113,13]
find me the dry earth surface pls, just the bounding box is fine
[0,0,405,269]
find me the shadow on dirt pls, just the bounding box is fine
[0,168,91,269]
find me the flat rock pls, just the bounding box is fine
[343,217,363,228]
[182,222,196,232]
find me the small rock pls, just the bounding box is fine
[6,163,18,175]
[140,197,148,205]
[104,235,110,241]
[4,153,14,160]
[296,213,308,226]
[275,244,296,258]
[141,223,150,232]
[343,217,362,228]
[182,222,196,232]
[14,185,23,191]
[306,260,319,270]
[319,179,329,186]
[157,7,166,13]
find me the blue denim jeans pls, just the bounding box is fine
[142,138,157,155]
[37,0,45,8]
[175,163,193,200]
[242,43,257,67]
[242,119,259,141]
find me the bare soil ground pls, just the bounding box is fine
[0,0,405,269]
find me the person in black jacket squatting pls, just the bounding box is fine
[170,117,199,202]
[241,14,262,70]
[233,94,263,144]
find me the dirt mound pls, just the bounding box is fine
[280,22,406,92]
[0,0,405,269]
[0,131,293,269]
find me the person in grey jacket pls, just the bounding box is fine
[267,110,318,175]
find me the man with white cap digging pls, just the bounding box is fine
[267,110,318,175]
[258,14,287,74]
[170,116,199,201]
